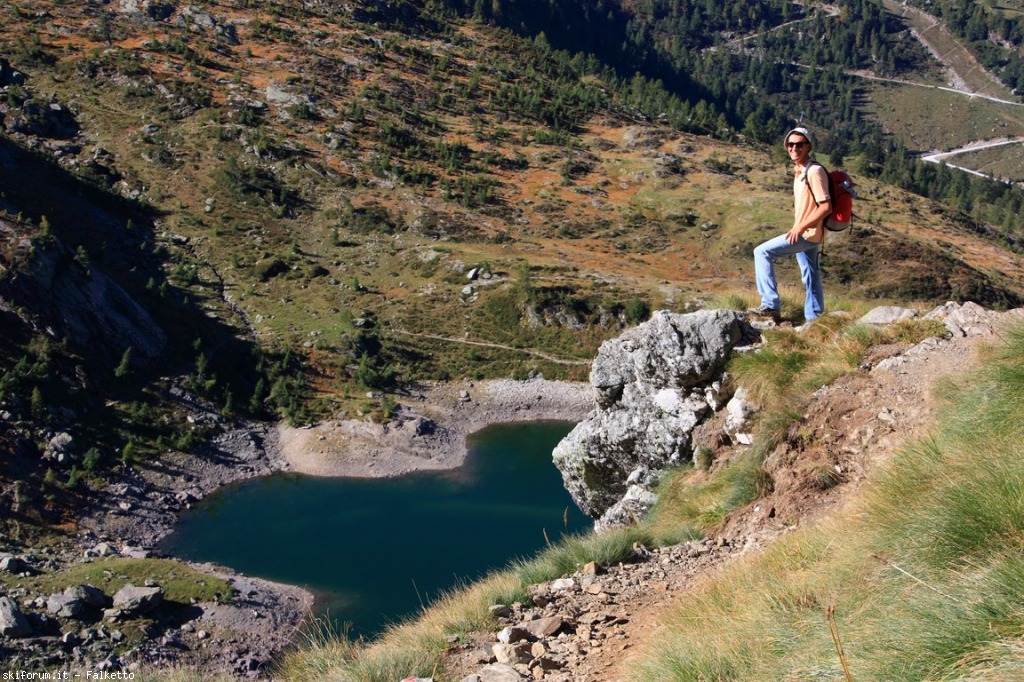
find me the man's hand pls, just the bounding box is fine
[785,225,803,244]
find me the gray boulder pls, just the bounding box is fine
[0,555,29,574]
[67,584,109,608]
[492,641,533,665]
[120,545,151,559]
[859,306,918,325]
[471,664,524,681]
[496,625,531,644]
[0,596,32,637]
[85,542,118,558]
[112,585,164,616]
[265,83,302,105]
[923,301,998,337]
[45,432,75,463]
[724,387,757,445]
[595,485,659,531]
[118,0,174,20]
[553,310,752,520]
[518,615,565,639]
[8,100,79,139]
[176,4,239,43]
[47,591,85,619]
[180,4,217,29]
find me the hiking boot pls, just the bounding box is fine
[747,305,781,322]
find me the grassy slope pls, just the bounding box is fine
[266,313,1023,681]
[863,79,1024,155]
[882,0,1018,100]
[3,0,1024,406]
[269,316,1024,682]
[633,325,1024,681]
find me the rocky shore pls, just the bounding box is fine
[278,379,594,477]
[1,378,592,678]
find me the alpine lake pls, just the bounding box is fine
[161,421,588,639]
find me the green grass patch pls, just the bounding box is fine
[864,80,1024,155]
[643,467,734,540]
[515,527,655,587]
[24,558,234,605]
[657,312,949,530]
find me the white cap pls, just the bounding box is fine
[784,127,813,147]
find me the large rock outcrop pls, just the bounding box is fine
[553,310,754,528]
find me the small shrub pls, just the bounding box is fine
[695,446,714,471]
[381,395,398,421]
[63,466,81,490]
[721,450,775,509]
[114,347,133,379]
[811,463,843,490]
[624,298,651,325]
[82,447,103,472]
[121,441,139,466]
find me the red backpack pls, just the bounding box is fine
[806,161,857,232]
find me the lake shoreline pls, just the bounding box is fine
[277,378,595,478]
[167,420,590,641]
[73,377,593,676]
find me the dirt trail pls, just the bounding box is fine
[443,306,1024,682]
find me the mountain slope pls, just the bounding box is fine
[2,0,1024,539]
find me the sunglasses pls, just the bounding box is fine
[785,141,808,149]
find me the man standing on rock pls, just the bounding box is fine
[749,127,831,324]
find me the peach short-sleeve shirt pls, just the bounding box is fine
[794,162,830,244]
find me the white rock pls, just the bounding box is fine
[859,306,918,325]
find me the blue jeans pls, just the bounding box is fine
[754,234,823,321]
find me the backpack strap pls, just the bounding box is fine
[802,160,829,207]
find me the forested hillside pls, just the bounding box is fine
[455,0,1024,230]
[904,0,1024,93]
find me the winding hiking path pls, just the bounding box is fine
[720,0,1024,179]
[882,0,1015,101]
[391,328,593,366]
[921,137,1024,180]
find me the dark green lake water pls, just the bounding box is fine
[161,421,587,639]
